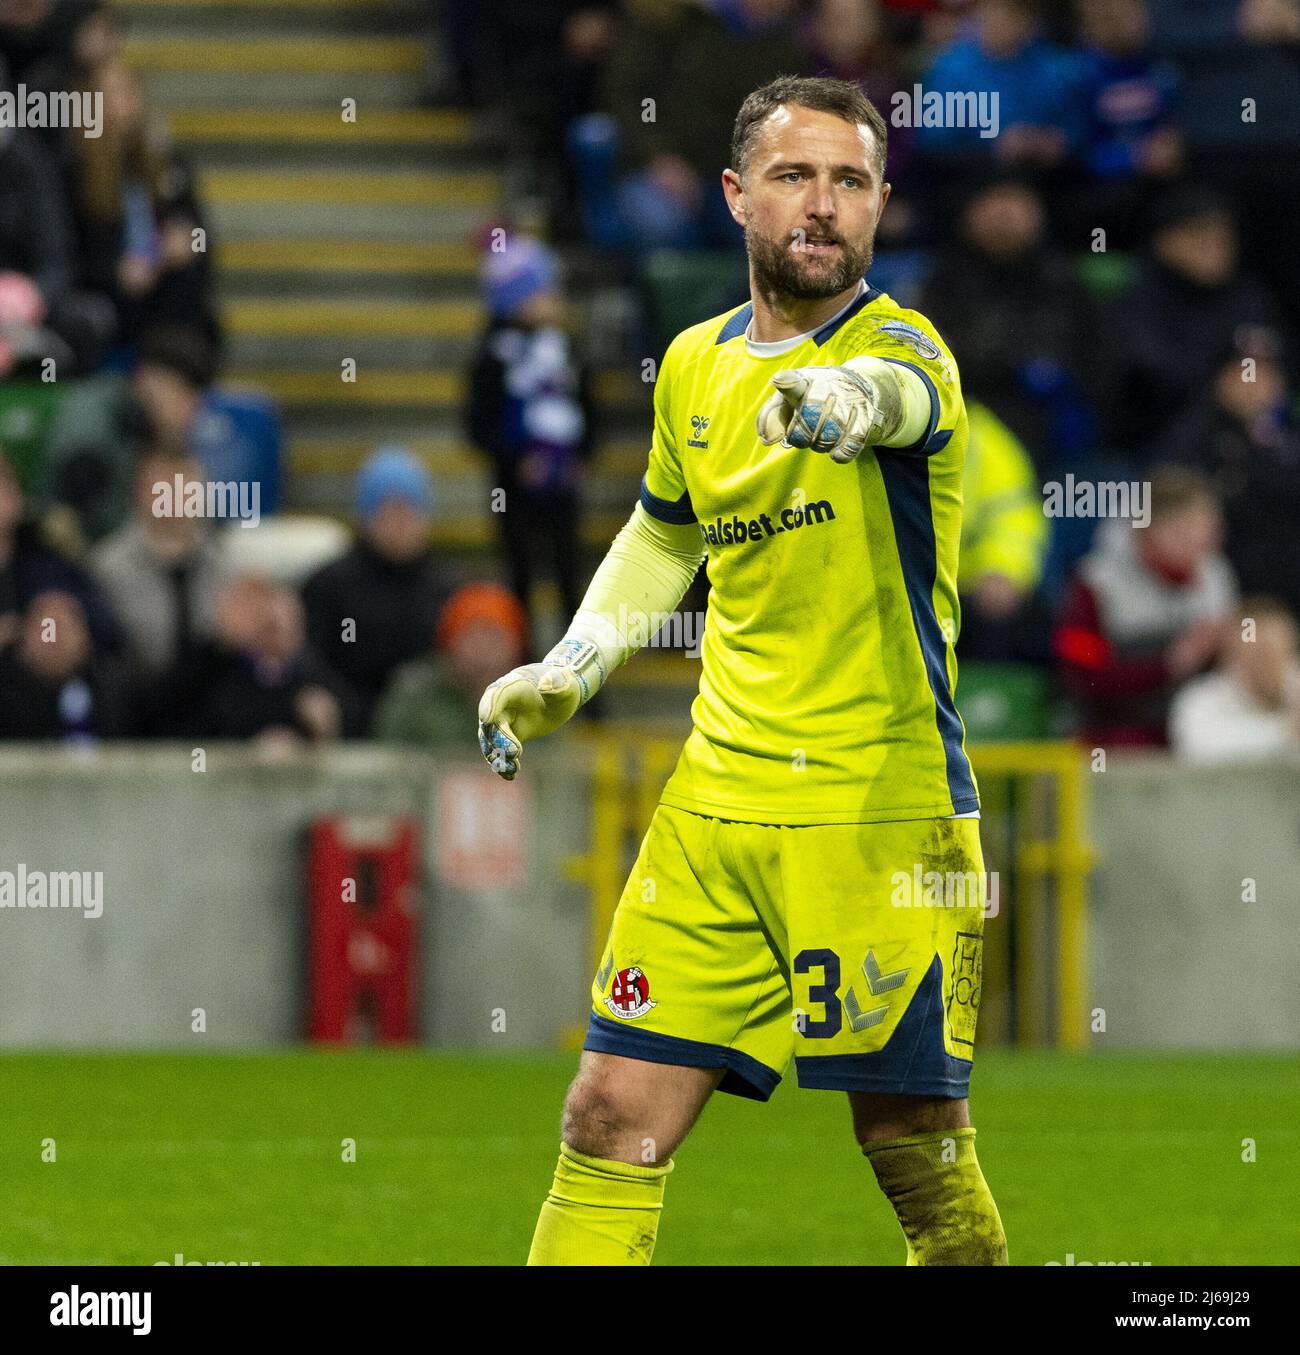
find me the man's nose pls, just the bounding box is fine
[803,183,836,218]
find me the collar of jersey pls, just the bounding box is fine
[725,277,881,356]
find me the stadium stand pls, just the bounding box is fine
[1,0,1298,740]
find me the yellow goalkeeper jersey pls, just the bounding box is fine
[641,279,978,825]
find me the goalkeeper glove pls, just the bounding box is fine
[477,637,606,780]
[756,360,904,463]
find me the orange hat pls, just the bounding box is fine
[436,582,528,655]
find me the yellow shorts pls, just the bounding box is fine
[585,805,987,1100]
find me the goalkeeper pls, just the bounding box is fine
[478,76,1006,1267]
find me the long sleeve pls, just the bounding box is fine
[567,502,705,676]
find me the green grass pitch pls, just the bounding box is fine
[3,1049,1296,1265]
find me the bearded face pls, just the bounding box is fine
[745,217,876,303]
[732,105,887,308]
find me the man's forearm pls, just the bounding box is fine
[546,502,705,701]
[840,357,933,448]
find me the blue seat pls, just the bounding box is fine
[193,386,283,516]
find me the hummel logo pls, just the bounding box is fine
[843,949,911,1032]
[688,414,710,448]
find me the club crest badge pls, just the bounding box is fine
[605,965,657,1020]
[876,320,941,362]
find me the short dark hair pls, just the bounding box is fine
[731,75,888,183]
[136,325,218,391]
[1149,465,1218,520]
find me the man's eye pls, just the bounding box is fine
[842,177,862,189]
[783,171,802,182]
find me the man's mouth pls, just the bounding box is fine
[798,238,840,256]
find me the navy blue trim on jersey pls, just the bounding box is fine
[877,357,952,456]
[794,955,973,1097]
[876,453,980,814]
[811,282,882,346]
[584,1011,782,1101]
[640,475,697,525]
[715,305,753,344]
[714,280,882,347]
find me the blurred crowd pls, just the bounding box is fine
[451,0,1300,760]
[1,0,218,377]
[2,0,1299,762]
[0,437,527,751]
[0,1,540,759]
[1,2,282,609]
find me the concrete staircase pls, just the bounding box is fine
[120,0,651,551]
[120,0,696,710]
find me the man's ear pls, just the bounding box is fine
[722,167,745,225]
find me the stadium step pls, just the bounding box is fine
[280,426,645,540]
[119,0,648,536]
[127,39,430,104]
[224,299,482,337]
[168,108,473,146]
[226,333,473,371]
[207,199,487,242]
[214,239,480,301]
[167,108,489,172]
[120,0,425,40]
[138,69,427,109]
[217,239,477,275]
[201,169,496,246]
[125,37,426,75]
[200,169,497,208]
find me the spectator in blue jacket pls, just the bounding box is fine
[918,0,1088,173]
[1073,0,1183,247]
[1078,0,1181,181]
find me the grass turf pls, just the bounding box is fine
[2,1049,1296,1265]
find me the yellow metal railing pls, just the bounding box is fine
[967,742,1094,1051]
[562,732,1094,1051]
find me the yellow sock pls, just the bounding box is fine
[527,1142,674,1266]
[864,1127,1008,1265]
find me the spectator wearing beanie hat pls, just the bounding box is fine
[301,444,456,727]
[355,443,436,520]
[464,233,597,647]
[481,236,561,322]
[373,581,528,749]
